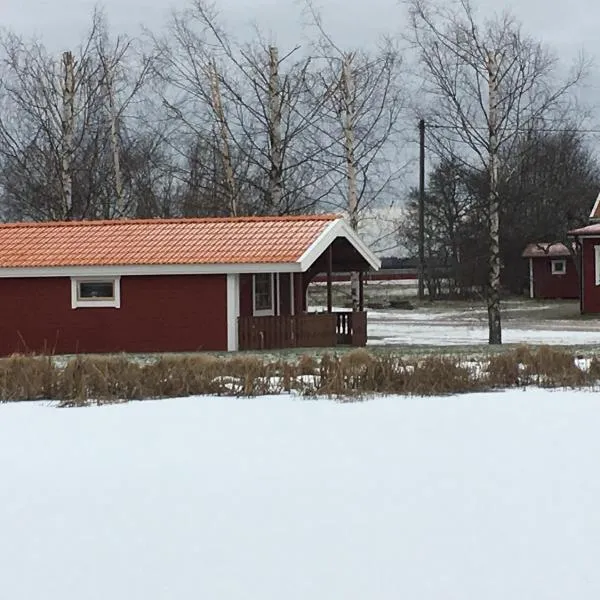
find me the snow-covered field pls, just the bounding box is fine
[2,390,600,599]
[366,303,600,346]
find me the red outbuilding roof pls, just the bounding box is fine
[568,223,600,237]
[0,215,381,276]
[521,242,573,258]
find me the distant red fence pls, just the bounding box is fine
[312,269,417,283]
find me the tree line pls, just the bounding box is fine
[398,0,598,343]
[0,1,403,226]
[0,0,598,343]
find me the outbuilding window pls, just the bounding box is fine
[551,259,566,275]
[253,273,274,316]
[71,277,121,309]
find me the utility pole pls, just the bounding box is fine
[61,51,75,219]
[418,118,425,301]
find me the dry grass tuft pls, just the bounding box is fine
[486,352,522,388]
[297,353,317,375]
[0,345,597,406]
[0,354,57,401]
[406,356,477,396]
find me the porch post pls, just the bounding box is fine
[326,245,333,313]
[358,270,364,311]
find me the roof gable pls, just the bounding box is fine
[0,215,381,277]
[590,191,600,220]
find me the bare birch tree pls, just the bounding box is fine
[154,0,334,216]
[305,2,406,308]
[406,0,587,343]
[60,51,76,217]
[0,9,155,221]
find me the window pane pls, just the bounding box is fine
[79,281,114,299]
[254,274,272,311]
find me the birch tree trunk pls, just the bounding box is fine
[342,53,360,310]
[209,59,237,216]
[104,61,124,217]
[61,51,75,219]
[486,51,502,344]
[268,46,283,211]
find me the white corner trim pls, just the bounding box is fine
[226,274,240,352]
[290,272,295,316]
[0,261,302,279]
[590,191,600,220]
[71,276,121,309]
[297,218,382,272]
[252,273,275,316]
[275,273,281,316]
[595,246,600,286]
[529,258,534,299]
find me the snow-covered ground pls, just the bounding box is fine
[2,390,600,599]
[366,305,600,346]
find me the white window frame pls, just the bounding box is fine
[551,259,566,275]
[71,276,121,309]
[252,273,275,316]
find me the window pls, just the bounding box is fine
[71,277,121,309]
[551,259,566,275]
[253,273,274,316]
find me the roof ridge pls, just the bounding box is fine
[0,214,342,229]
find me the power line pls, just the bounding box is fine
[425,123,600,134]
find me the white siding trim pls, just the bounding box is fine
[595,246,600,286]
[226,274,240,352]
[71,276,121,309]
[590,191,600,220]
[0,262,301,279]
[529,258,534,299]
[275,273,281,316]
[297,219,381,272]
[290,273,295,316]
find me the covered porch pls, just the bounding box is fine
[237,235,374,351]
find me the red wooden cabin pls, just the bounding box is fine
[568,193,600,313]
[0,215,380,356]
[521,242,578,300]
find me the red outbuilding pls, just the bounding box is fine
[521,242,579,300]
[568,194,600,313]
[0,215,380,356]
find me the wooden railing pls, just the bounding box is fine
[336,311,367,346]
[238,311,367,351]
[238,313,337,351]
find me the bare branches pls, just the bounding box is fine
[405,0,588,342]
[0,8,155,221]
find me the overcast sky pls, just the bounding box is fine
[1,0,597,56]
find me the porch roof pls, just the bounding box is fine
[568,223,600,237]
[0,215,381,278]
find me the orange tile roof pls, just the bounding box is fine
[0,215,340,269]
